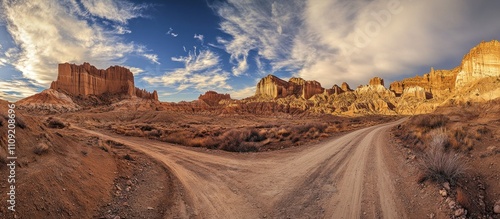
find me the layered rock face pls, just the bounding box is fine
[455,40,500,88]
[255,75,324,99]
[369,77,384,86]
[199,91,231,105]
[50,63,157,100]
[389,67,457,98]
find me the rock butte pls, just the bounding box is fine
[199,91,231,106]
[50,62,158,100]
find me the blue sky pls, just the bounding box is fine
[0,0,499,102]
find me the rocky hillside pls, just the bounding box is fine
[18,63,159,113]
[238,40,500,115]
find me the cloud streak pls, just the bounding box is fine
[212,0,500,87]
[143,49,231,92]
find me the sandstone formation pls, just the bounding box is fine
[455,40,500,88]
[389,67,457,98]
[401,86,427,100]
[199,91,231,105]
[50,62,158,101]
[341,82,353,92]
[369,77,384,86]
[255,75,325,99]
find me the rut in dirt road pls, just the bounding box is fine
[76,119,408,218]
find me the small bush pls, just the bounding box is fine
[419,130,466,183]
[414,114,449,130]
[140,125,154,131]
[34,142,49,155]
[47,118,66,129]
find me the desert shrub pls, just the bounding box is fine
[15,115,27,129]
[106,140,125,148]
[246,129,267,142]
[427,128,449,149]
[414,114,449,130]
[448,127,474,151]
[144,130,161,138]
[46,117,66,129]
[33,142,49,155]
[140,125,154,131]
[290,123,327,134]
[217,129,261,152]
[419,130,466,183]
[124,129,144,137]
[162,131,192,145]
[277,128,291,137]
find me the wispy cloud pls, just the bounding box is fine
[167,27,178,37]
[212,0,500,87]
[80,0,148,24]
[0,79,40,102]
[194,34,204,43]
[143,53,160,64]
[113,25,131,34]
[0,0,156,91]
[143,49,231,92]
[231,86,255,99]
[123,66,144,75]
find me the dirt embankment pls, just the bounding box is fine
[0,101,175,218]
[394,99,500,218]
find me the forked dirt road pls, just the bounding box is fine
[77,119,408,218]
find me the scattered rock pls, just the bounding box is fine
[494,200,500,214]
[454,208,465,217]
[448,200,456,209]
[443,182,450,191]
[439,189,447,197]
[147,207,154,210]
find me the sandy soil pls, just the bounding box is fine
[73,119,429,218]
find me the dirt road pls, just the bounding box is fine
[76,119,408,218]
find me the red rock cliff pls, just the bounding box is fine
[199,91,231,105]
[255,75,324,99]
[50,63,158,100]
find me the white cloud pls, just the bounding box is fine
[167,27,178,37]
[213,0,500,87]
[143,49,231,92]
[231,86,255,99]
[0,80,39,102]
[80,0,147,24]
[194,34,204,43]
[0,0,152,90]
[114,25,131,34]
[123,66,144,75]
[143,53,160,64]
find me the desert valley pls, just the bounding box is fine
[0,38,499,219]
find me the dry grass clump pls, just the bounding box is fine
[413,114,449,130]
[419,129,467,184]
[109,121,333,152]
[46,117,66,129]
